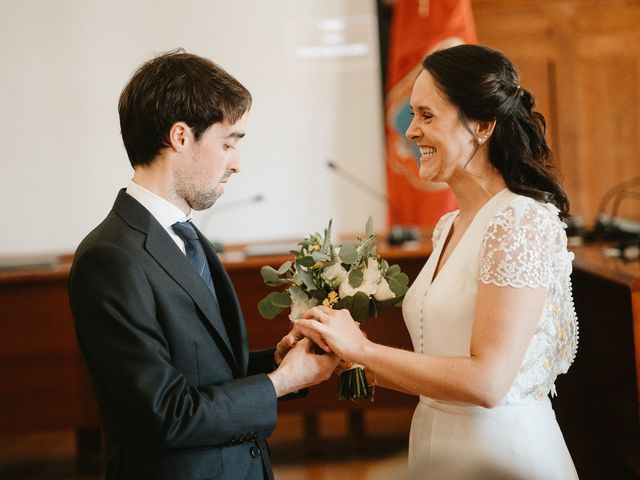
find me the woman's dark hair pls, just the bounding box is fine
[422,44,569,218]
[118,49,252,168]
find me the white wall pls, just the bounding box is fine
[0,0,386,255]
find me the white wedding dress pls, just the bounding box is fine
[403,188,579,479]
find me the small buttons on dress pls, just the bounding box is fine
[250,446,260,458]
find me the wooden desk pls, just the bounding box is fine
[552,243,640,479]
[0,255,102,470]
[0,256,99,433]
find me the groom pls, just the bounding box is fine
[69,50,338,480]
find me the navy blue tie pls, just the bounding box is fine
[171,221,219,303]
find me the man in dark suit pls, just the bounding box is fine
[69,50,338,480]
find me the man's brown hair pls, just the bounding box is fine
[118,49,251,167]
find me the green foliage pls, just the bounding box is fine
[348,268,364,288]
[334,291,370,322]
[365,215,373,237]
[321,219,333,253]
[257,218,410,329]
[296,263,316,290]
[386,264,401,277]
[338,243,357,264]
[277,261,292,274]
[387,271,410,297]
[260,266,287,286]
[297,256,316,268]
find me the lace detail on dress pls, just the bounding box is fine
[432,211,457,245]
[479,197,579,404]
[479,200,560,288]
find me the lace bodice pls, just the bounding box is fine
[403,189,578,405]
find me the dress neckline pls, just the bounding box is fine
[428,188,510,287]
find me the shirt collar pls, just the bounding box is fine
[125,180,192,229]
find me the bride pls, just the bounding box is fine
[293,44,579,479]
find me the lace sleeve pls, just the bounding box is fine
[479,200,562,288]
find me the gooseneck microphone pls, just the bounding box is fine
[326,160,419,245]
[211,194,265,213]
[199,194,265,252]
[585,176,640,242]
[327,161,389,204]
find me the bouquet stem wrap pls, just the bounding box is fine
[338,364,373,401]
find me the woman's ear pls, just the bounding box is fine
[168,122,191,152]
[475,119,496,145]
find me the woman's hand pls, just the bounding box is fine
[333,359,354,376]
[294,306,370,363]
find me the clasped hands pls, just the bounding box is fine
[273,306,370,386]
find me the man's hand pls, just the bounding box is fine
[273,328,304,366]
[268,338,340,397]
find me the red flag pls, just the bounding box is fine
[385,0,477,229]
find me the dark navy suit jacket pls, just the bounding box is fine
[69,190,277,480]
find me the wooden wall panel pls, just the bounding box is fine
[472,0,640,224]
[577,56,639,221]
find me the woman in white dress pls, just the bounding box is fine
[294,44,579,479]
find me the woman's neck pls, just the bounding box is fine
[449,168,507,224]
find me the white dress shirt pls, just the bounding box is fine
[126,180,191,255]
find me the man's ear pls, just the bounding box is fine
[168,122,191,152]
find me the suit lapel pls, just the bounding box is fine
[112,190,240,373]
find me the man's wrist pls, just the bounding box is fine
[267,370,287,398]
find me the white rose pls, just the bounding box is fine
[321,262,348,288]
[338,258,381,299]
[289,296,318,321]
[373,277,396,301]
[288,287,319,321]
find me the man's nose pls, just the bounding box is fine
[229,153,241,174]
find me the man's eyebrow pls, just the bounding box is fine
[225,132,245,139]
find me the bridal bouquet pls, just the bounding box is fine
[258,217,409,401]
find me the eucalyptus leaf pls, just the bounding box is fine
[339,243,357,264]
[277,261,292,274]
[311,251,330,262]
[297,256,316,268]
[260,266,286,286]
[349,291,372,322]
[365,215,373,237]
[334,292,370,321]
[322,219,333,253]
[386,264,401,277]
[387,272,410,297]
[258,298,284,319]
[297,264,316,290]
[348,268,364,288]
[334,295,351,310]
[309,289,328,301]
[266,291,292,308]
[357,236,376,261]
